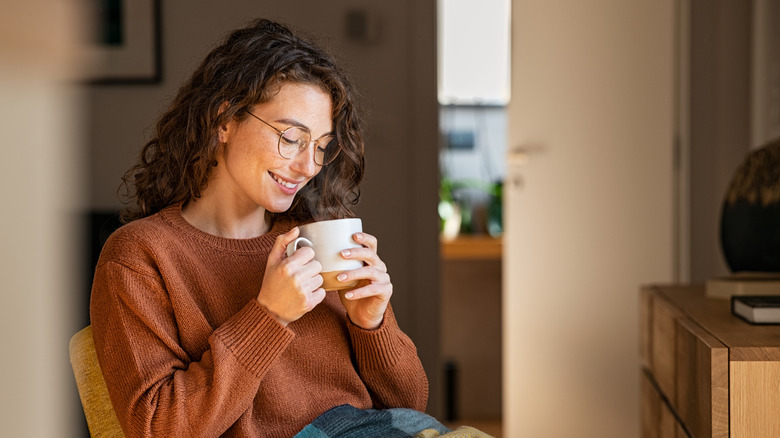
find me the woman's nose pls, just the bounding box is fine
[290,143,319,177]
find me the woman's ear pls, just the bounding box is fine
[217,101,232,143]
[218,122,231,143]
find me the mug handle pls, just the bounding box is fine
[285,237,313,257]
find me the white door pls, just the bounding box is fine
[503,1,676,436]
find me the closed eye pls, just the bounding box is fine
[281,133,306,147]
[316,136,336,149]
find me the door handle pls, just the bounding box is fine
[507,144,545,166]
[507,149,529,166]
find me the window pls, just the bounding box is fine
[437,0,511,105]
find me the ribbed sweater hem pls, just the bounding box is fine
[347,308,406,369]
[215,299,295,377]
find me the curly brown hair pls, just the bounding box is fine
[119,18,365,223]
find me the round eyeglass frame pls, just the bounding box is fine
[246,110,341,166]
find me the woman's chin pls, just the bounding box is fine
[266,202,294,214]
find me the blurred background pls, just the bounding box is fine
[2,0,777,437]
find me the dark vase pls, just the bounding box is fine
[721,200,780,272]
[719,139,780,273]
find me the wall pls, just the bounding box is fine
[751,0,780,148]
[86,0,442,416]
[688,0,752,282]
[0,2,87,436]
[687,0,780,282]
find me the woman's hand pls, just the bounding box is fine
[336,232,392,330]
[257,227,326,326]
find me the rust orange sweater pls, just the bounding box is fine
[90,204,429,437]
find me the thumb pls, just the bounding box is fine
[268,226,300,265]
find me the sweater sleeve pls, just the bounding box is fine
[347,305,429,411]
[90,254,294,438]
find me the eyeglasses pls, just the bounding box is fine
[246,110,341,166]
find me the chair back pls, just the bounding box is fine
[69,325,125,437]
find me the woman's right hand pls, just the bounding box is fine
[256,227,326,326]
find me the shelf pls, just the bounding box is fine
[440,235,503,260]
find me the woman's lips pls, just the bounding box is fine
[269,171,300,194]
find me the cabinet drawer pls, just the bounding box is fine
[643,287,728,437]
[674,317,728,438]
[641,370,687,438]
[648,290,682,402]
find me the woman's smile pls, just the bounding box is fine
[269,171,301,194]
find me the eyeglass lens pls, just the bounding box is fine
[279,127,339,165]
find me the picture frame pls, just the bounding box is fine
[86,0,162,85]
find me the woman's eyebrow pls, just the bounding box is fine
[275,118,335,135]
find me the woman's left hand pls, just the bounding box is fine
[336,232,392,330]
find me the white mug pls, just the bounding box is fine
[285,218,363,291]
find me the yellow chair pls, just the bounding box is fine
[69,325,125,437]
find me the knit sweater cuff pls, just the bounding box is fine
[214,299,295,377]
[347,308,407,369]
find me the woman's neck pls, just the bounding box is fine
[181,195,270,239]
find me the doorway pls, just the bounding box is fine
[436,0,509,433]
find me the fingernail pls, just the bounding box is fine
[345,292,354,299]
[337,273,347,281]
[354,233,363,241]
[341,249,351,257]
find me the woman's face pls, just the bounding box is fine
[215,82,333,214]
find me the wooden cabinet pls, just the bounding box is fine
[440,236,502,421]
[640,285,780,437]
[440,235,502,260]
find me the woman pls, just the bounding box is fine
[90,19,432,437]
